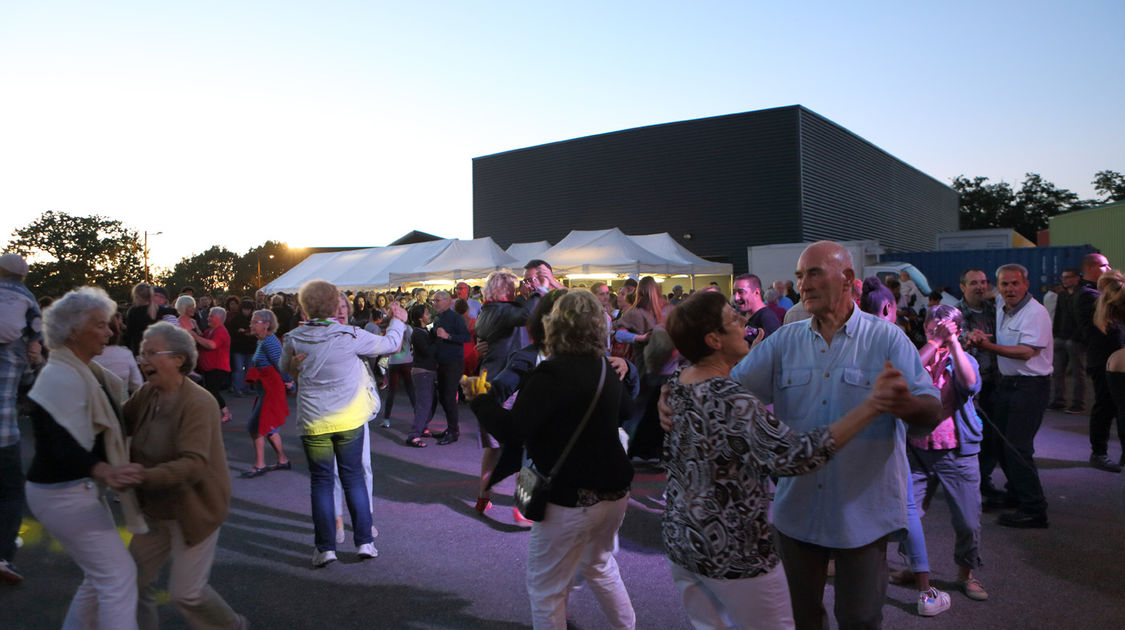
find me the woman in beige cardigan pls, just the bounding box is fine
[125,322,246,630]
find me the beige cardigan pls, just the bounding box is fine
[124,378,231,547]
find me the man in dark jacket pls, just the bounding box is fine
[431,291,470,445]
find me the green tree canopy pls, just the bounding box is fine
[953,172,1088,241]
[1092,170,1125,203]
[5,210,143,301]
[159,245,240,297]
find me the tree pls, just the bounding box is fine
[230,241,306,297]
[953,173,1087,241]
[5,210,143,301]
[159,245,240,297]
[1092,170,1125,203]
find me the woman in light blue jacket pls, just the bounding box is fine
[281,279,407,568]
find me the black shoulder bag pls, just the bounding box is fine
[514,358,607,522]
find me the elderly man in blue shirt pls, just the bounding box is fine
[729,241,942,629]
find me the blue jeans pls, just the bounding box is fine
[0,443,23,561]
[300,426,373,551]
[897,471,930,574]
[910,448,982,570]
[230,352,253,394]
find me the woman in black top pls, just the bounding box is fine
[226,298,257,395]
[471,290,635,630]
[24,287,147,630]
[1093,270,1125,474]
[404,304,439,447]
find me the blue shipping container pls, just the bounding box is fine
[880,245,1098,298]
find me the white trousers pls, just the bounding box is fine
[334,422,373,520]
[526,496,635,630]
[130,520,243,630]
[26,480,139,630]
[668,561,794,630]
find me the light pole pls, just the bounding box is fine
[257,254,275,289]
[143,231,163,283]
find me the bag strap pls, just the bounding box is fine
[545,358,607,480]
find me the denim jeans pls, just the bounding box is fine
[409,369,436,440]
[0,443,23,561]
[301,426,373,551]
[896,471,930,574]
[910,448,982,570]
[230,352,253,394]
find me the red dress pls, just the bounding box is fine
[462,316,480,376]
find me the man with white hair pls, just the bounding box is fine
[966,263,1053,528]
[0,254,42,583]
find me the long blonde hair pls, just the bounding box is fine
[626,276,667,324]
[1095,269,1125,333]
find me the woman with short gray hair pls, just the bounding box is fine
[239,309,292,478]
[124,322,247,628]
[190,306,233,422]
[25,287,147,629]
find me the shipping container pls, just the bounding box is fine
[881,245,1097,298]
[1049,201,1125,270]
[935,229,1035,250]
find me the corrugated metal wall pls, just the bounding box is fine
[473,107,805,271]
[1049,202,1124,270]
[473,106,959,274]
[884,245,1096,297]
[797,108,958,252]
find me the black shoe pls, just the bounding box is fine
[997,511,1048,529]
[980,485,1006,500]
[1090,454,1123,473]
[1046,401,1066,410]
[431,429,449,439]
[437,432,459,446]
[982,494,1018,511]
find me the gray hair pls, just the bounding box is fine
[42,287,117,350]
[432,290,451,301]
[996,263,1028,281]
[174,294,196,315]
[252,309,278,334]
[207,306,227,321]
[141,322,197,374]
[764,288,779,303]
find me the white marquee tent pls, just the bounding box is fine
[262,230,731,292]
[505,241,552,264]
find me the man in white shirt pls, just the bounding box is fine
[966,263,1053,528]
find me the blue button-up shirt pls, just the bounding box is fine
[730,305,938,549]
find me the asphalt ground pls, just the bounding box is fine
[3,386,1124,629]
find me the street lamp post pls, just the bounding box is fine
[143,231,163,283]
[257,254,275,289]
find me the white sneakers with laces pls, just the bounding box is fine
[312,550,337,568]
[918,587,951,616]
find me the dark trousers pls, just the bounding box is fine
[0,443,23,561]
[435,359,463,434]
[992,375,1050,515]
[1088,366,1123,456]
[976,379,1002,490]
[202,370,230,410]
[774,529,889,630]
[383,363,416,419]
[408,369,436,439]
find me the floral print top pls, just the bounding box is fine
[663,373,836,579]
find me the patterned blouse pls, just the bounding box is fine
[663,374,836,580]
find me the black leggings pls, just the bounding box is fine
[384,363,416,418]
[202,370,231,409]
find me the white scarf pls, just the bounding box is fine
[29,346,148,534]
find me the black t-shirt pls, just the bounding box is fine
[747,306,781,339]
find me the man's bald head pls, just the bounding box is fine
[796,241,856,320]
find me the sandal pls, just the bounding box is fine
[405,437,427,448]
[240,467,269,478]
[420,429,434,439]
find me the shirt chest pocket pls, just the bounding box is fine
[776,368,814,423]
[842,367,875,389]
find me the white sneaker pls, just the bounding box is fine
[312,550,337,568]
[356,543,378,560]
[918,587,951,616]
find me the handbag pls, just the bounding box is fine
[514,359,607,522]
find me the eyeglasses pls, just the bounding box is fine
[140,350,175,359]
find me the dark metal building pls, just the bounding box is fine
[473,105,957,274]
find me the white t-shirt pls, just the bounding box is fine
[995,295,1053,377]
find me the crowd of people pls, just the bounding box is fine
[0,242,1123,629]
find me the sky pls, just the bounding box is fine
[2,1,1122,269]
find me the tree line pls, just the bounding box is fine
[5,170,1123,302]
[4,210,303,302]
[953,169,1124,241]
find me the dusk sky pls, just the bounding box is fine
[2,1,1122,268]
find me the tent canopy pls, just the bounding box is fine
[389,238,519,285]
[262,230,732,293]
[505,241,552,265]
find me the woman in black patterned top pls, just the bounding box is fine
[662,291,891,629]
